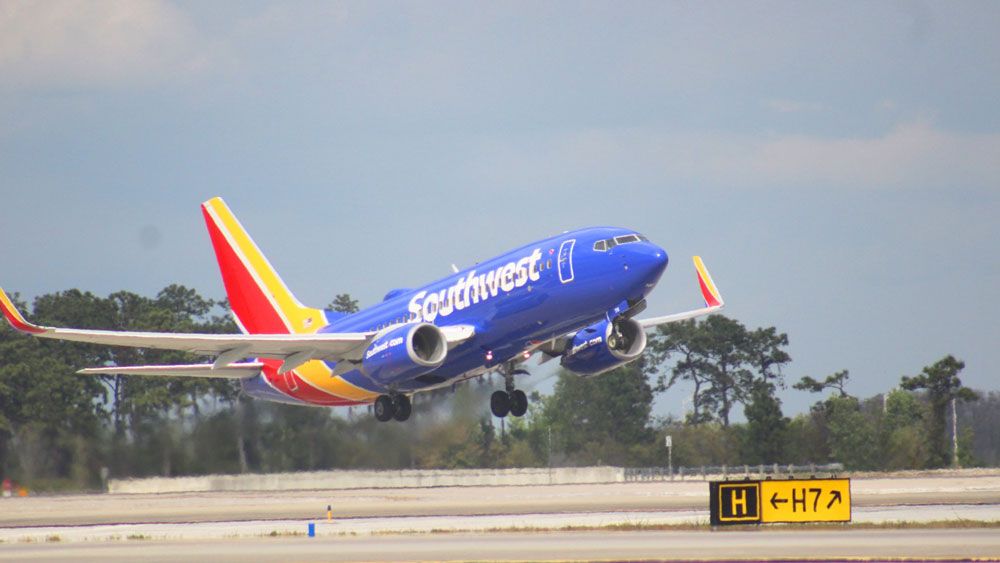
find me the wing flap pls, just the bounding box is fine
[2,286,372,364]
[78,363,263,379]
[28,326,370,358]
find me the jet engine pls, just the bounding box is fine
[560,317,647,376]
[362,323,447,385]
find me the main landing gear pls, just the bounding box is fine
[374,393,411,422]
[490,364,529,418]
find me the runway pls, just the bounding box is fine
[3,529,1000,562]
[3,504,1000,543]
[6,474,1000,527]
[2,474,999,561]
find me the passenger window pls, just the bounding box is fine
[593,240,607,252]
[546,259,552,269]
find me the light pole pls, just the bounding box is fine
[952,397,959,468]
[665,434,673,479]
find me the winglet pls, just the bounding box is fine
[0,288,46,334]
[693,256,724,308]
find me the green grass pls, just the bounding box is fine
[372,519,1000,536]
[263,530,305,537]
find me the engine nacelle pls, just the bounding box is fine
[362,323,447,385]
[560,317,647,377]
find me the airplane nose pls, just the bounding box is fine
[653,246,668,272]
[623,243,668,288]
[649,246,668,280]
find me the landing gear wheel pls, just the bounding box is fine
[509,389,528,417]
[393,395,412,422]
[490,390,511,418]
[374,395,395,422]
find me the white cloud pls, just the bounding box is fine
[465,121,1000,193]
[0,0,204,90]
[765,99,825,113]
[745,121,1000,190]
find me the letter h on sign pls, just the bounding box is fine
[731,487,749,516]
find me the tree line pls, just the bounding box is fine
[0,285,990,491]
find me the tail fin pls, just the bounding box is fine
[201,197,327,335]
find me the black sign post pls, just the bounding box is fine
[709,480,762,526]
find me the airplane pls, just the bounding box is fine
[0,197,724,422]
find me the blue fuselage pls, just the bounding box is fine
[245,227,668,400]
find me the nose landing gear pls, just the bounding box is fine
[490,363,529,418]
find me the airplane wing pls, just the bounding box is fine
[638,256,724,328]
[532,256,725,362]
[78,363,264,379]
[1,288,475,375]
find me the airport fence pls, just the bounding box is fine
[108,466,624,494]
[107,464,846,494]
[623,463,845,482]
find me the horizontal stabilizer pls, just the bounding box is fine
[78,363,263,379]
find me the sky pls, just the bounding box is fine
[1,1,998,418]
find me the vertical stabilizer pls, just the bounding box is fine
[201,197,326,335]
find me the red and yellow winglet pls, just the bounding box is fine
[693,256,724,308]
[0,288,46,334]
[637,256,725,329]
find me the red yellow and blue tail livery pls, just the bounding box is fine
[0,198,724,422]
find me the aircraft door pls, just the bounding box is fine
[558,239,576,284]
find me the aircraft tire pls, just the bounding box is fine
[374,395,395,422]
[393,395,412,422]
[509,389,528,417]
[490,390,511,418]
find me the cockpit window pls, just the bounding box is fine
[595,234,645,250]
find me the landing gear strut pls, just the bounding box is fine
[374,393,412,422]
[490,363,529,418]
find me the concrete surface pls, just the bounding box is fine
[2,529,999,562]
[7,474,1000,527]
[2,504,999,544]
[3,474,1000,562]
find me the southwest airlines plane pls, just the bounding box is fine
[0,198,724,422]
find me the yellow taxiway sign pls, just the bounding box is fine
[710,478,851,525]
